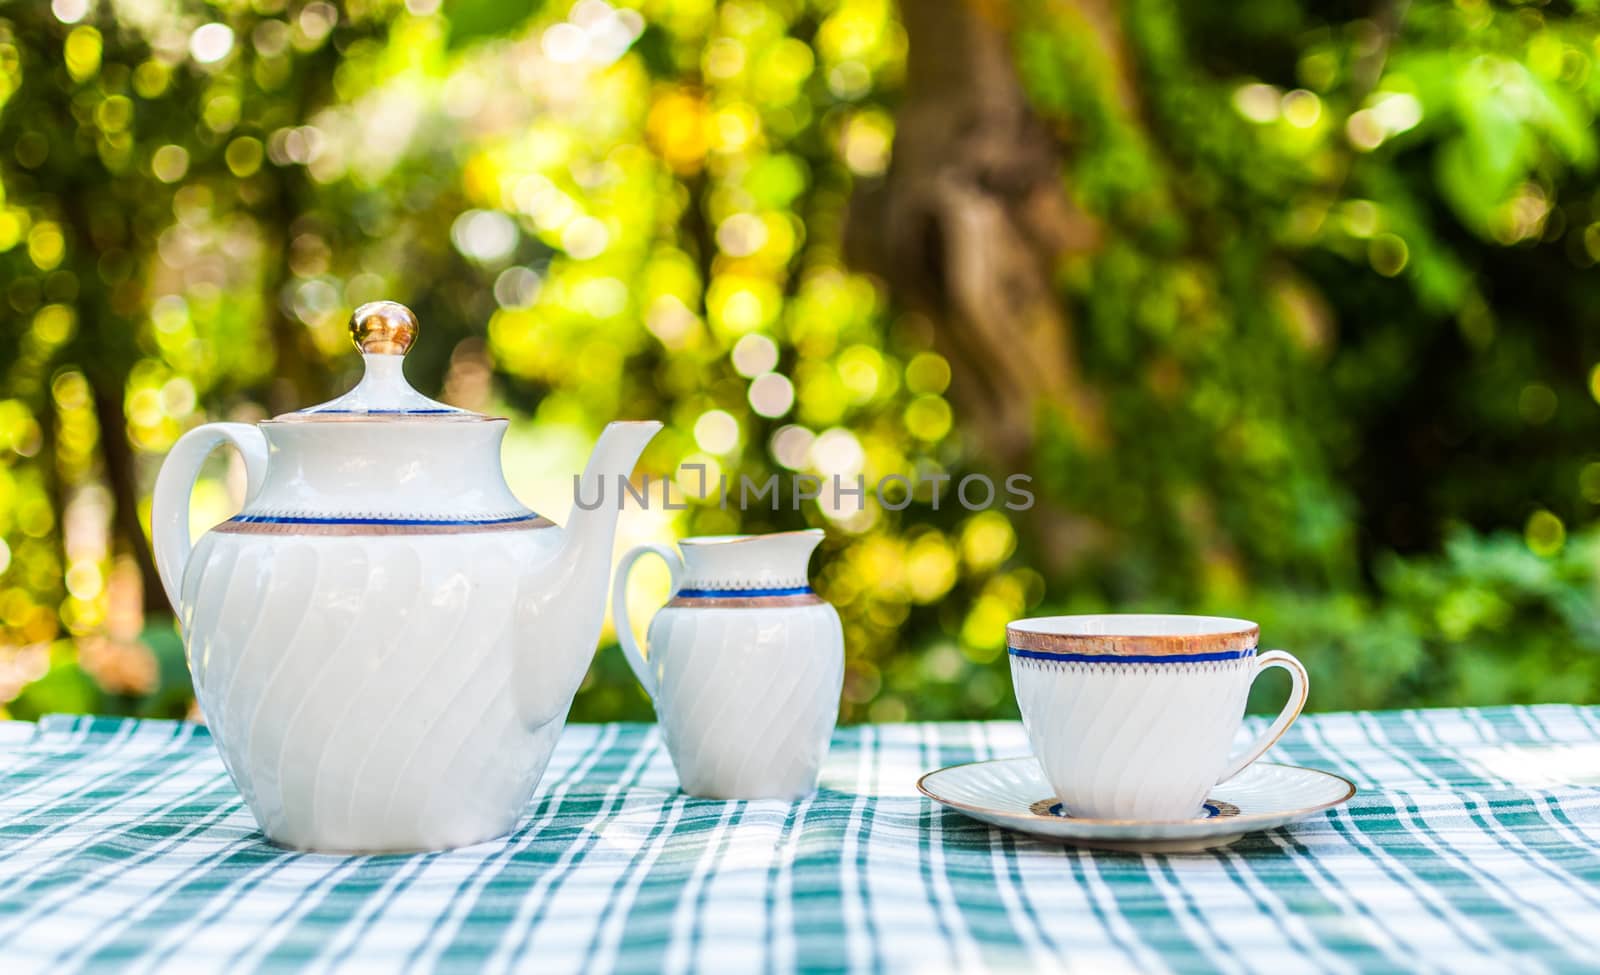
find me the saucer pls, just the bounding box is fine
[917,757,1356,853]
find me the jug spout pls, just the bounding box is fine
[514,420,662,730]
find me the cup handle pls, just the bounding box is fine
[1216,649,1309,784]
[611,544,683,701]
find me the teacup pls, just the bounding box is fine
[1007,614,1308,821]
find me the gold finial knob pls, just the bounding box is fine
[350,301,418,355]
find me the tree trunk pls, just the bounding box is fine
[846,0,1112,468]
[88,369,166,615]
[57,175,168,617]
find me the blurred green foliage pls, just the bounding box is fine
[0,0,1597,723]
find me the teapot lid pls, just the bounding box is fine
[277,301,489,422]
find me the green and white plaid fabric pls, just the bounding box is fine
[2,706,1599,973]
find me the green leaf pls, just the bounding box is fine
[10,664,99,720]
[445,0,546,50]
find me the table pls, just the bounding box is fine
[1,707,1598,973]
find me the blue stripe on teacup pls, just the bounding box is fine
[1007,646,1257,664]
[675,586,814,599]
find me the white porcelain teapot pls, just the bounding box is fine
[151,301,660,853]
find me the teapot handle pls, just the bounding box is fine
[151,422,269,617]
[611,544,683,700]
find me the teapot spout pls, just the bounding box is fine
[514,420,662,730]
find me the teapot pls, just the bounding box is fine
[150,301,660,853]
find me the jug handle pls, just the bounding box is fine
[611,544,683,700]
[151,422,269,617]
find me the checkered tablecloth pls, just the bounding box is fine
[2,707,1599,973]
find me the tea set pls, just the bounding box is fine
[150,302,1355,855]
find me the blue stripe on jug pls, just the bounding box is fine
[675,586,815,599]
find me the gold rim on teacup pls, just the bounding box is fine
[1006,614,1260,659]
